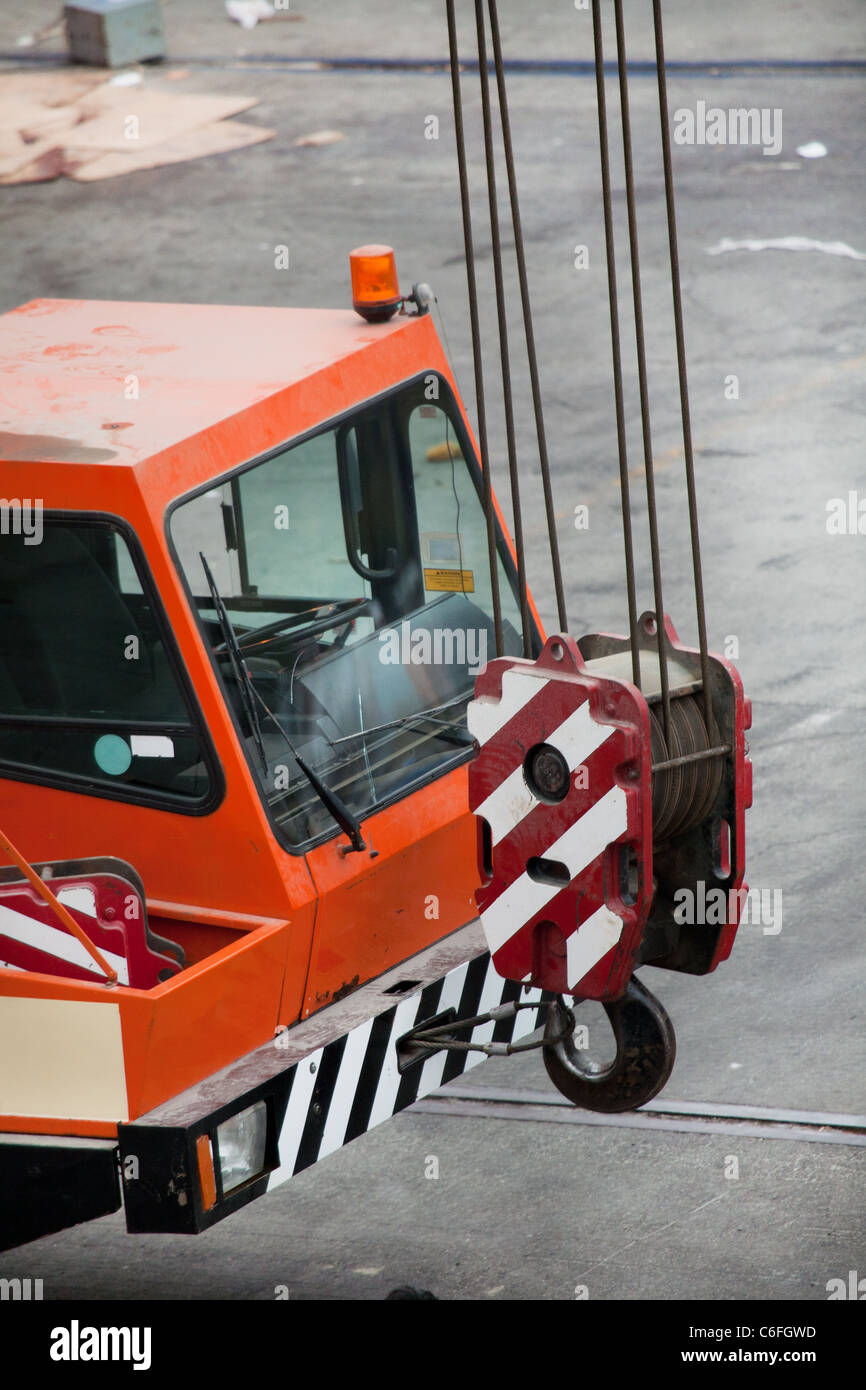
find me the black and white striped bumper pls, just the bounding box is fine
[119,922,547,1234]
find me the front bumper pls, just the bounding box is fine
[117,921,545,1234]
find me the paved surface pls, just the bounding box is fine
[4,0,866,64]
[0,1,864,1299]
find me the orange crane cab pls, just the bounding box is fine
[0,271,550,1244]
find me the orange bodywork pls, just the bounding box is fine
[0,296,544,1138]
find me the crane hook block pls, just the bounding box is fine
[468,621,752,999]
[467,634,653,1001]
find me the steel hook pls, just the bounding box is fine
[542,974,676,1113]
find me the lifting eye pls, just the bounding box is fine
[526,857,571,888]
[523,743,570,803]
[480,818,493,882]
[619,844,640,905]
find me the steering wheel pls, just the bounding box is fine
[213,598,371,657]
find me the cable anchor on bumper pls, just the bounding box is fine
[398,996,571,1066]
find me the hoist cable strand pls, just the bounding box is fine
[591,0,641,690]
[488,0,568,636]
[474,0,533,658]
[652,0,713,731]
[446,0,504,656]
[613,0,672,745]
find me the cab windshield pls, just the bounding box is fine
[170,375,530,849]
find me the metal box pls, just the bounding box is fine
[65,0,165,69]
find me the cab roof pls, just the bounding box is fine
[0,298,416,469]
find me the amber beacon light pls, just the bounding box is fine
[349,244,402,322]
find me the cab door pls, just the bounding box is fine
[168,378,530,1019]
[297,387,530,1014]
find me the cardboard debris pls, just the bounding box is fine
[0,70,272,183]
[61,90,259,152]
[16,101,101,143]
[0,70,108,107]
[0,85,107,147]
[67,120,275,181]
[0,138,68,185]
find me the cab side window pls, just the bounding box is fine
[0,520,213,807]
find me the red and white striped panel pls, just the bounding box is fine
[0,871,181,989]
[467,635,653,1000]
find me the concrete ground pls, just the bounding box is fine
[0,1,863,1301]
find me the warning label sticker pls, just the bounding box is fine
[424,567,475,593]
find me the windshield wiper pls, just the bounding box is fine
[200,553,366,852]
[200,552,268,776]
[249,684,367,855]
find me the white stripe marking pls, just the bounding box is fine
[367,996,423,1131]
[480,785,628,955]
[317,1017,374,1159]
[511,986,545,1042]
[414,963,469,1097]
[476,763,538,846]
[57,886,97,917]
[707,235,866,262]
[566,904,624,989]
[0,903,129,986]
[467,668,549,745]
[463,956,512,1074]
[272,1046,324,1183]
[266,955,546,1194]
[475,699,615,845]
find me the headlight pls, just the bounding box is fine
[215,1100,268,1195]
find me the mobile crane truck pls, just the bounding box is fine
[0,0,751,1250]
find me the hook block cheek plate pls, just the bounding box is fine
[468,635,652,1000]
